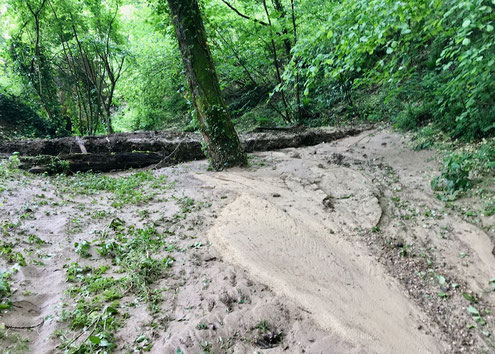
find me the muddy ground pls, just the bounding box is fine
[0,128,494,353]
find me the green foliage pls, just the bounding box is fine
[0,0,493,139]
[54,171,169,208]
[0,241,27,266]
[0,93,55,138]
[432,154,472,195]
[394,104,433,132]
[0,153,21,180]
[74,241,91,258]
[0,271,12,310]
[291,0,495,140]
[431,138,495,197]
[60,222,175,352]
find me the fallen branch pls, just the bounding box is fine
[3,319,44,330]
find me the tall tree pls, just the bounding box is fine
[166,0,246,170]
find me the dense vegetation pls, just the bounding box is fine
[0,0,494,141]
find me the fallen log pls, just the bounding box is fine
[20,152,164,174]
[0,126,368,173]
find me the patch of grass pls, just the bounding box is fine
[53,171,170,208]
[60,222,175,352]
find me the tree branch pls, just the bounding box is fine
[220,0,269,26]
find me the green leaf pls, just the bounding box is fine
[105,306,119,315]
[386,47,393,54]
[467,305,480,316]
[462,19,471,28]
[89,336,101,344]
[437,275,446,285]
[462,292,477,303]
[462,38,471,46]
[487,25,494,32]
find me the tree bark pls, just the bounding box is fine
[166,0,246,170]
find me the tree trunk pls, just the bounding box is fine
[166,0,246,170]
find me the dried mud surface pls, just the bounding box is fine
[1,129,494,353]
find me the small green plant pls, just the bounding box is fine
[74,240,91,258]
[0,271,12,309]
[467,305,487,326]
[431,154,472,195]
[134,335,153,352]
[254,320,270,333]
[0,153,21,179]
[371,225,380,233]
[196,322,208,330]
[0,241,27,266]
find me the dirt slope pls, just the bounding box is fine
[1,128,494,353]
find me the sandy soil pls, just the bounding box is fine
[0,128,494,353]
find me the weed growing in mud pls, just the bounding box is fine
[0,271,12,309]
[133,334,152,352]
[0,329,30,353]
[53,171,171,208]
[0,153,21,179]
[74,241,91,258]
[0,241,27,266]
[27,234,46,246]
[254,320,270,332]
[60,221,176,352]
[173,195,206,215]
[196,322,208,330]
[252,320,283,349]
[467,305,489,329]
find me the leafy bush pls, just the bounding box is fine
[431,154,472,194]
[394,104,433,132]
[0,93,55,138]
[291,0,495,141]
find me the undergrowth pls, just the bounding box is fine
[410,126,495,212]
[53,171,172,208]
[59,222,175,353]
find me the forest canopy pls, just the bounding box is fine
[0,0,494,141]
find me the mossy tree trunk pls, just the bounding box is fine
[167,0,247,170]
